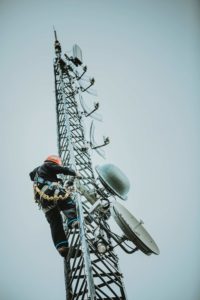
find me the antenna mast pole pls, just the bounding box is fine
[53,32,128,300]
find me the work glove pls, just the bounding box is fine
[75,171,82,179]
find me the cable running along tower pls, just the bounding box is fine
[53,32,160,300]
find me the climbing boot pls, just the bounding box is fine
[70,220,79,229]
[58,246,82,258]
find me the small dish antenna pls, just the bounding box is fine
[79,95,103,122]
[72,44,83,66]
[90,121,107,159]
[111,201,160,255]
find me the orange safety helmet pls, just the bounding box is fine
[45,155,62,166]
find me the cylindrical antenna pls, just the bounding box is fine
[53,26,58,41]
[53,27,61,56]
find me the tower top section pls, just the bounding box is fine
[53,29,83,65]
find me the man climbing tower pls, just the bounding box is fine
[29,155,82,257]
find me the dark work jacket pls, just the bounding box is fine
[29,162,76,183]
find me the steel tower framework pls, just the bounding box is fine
[53,34,128,300]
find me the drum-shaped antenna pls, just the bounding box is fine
[111,201,160,255]
[95,164,130,200]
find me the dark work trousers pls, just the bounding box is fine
[44,197,77,250]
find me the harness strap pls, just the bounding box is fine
[33,184,71,201]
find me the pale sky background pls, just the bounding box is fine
[0,1,200,300]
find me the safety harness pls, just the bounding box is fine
[33,175,73,202]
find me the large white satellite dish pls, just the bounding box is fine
[111,201,160,255]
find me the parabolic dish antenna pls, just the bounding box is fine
[111,201,160,255]
[95,164,130,200]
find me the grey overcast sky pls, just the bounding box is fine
[0,0,200,299]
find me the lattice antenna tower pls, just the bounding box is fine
[53,31,160,300]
